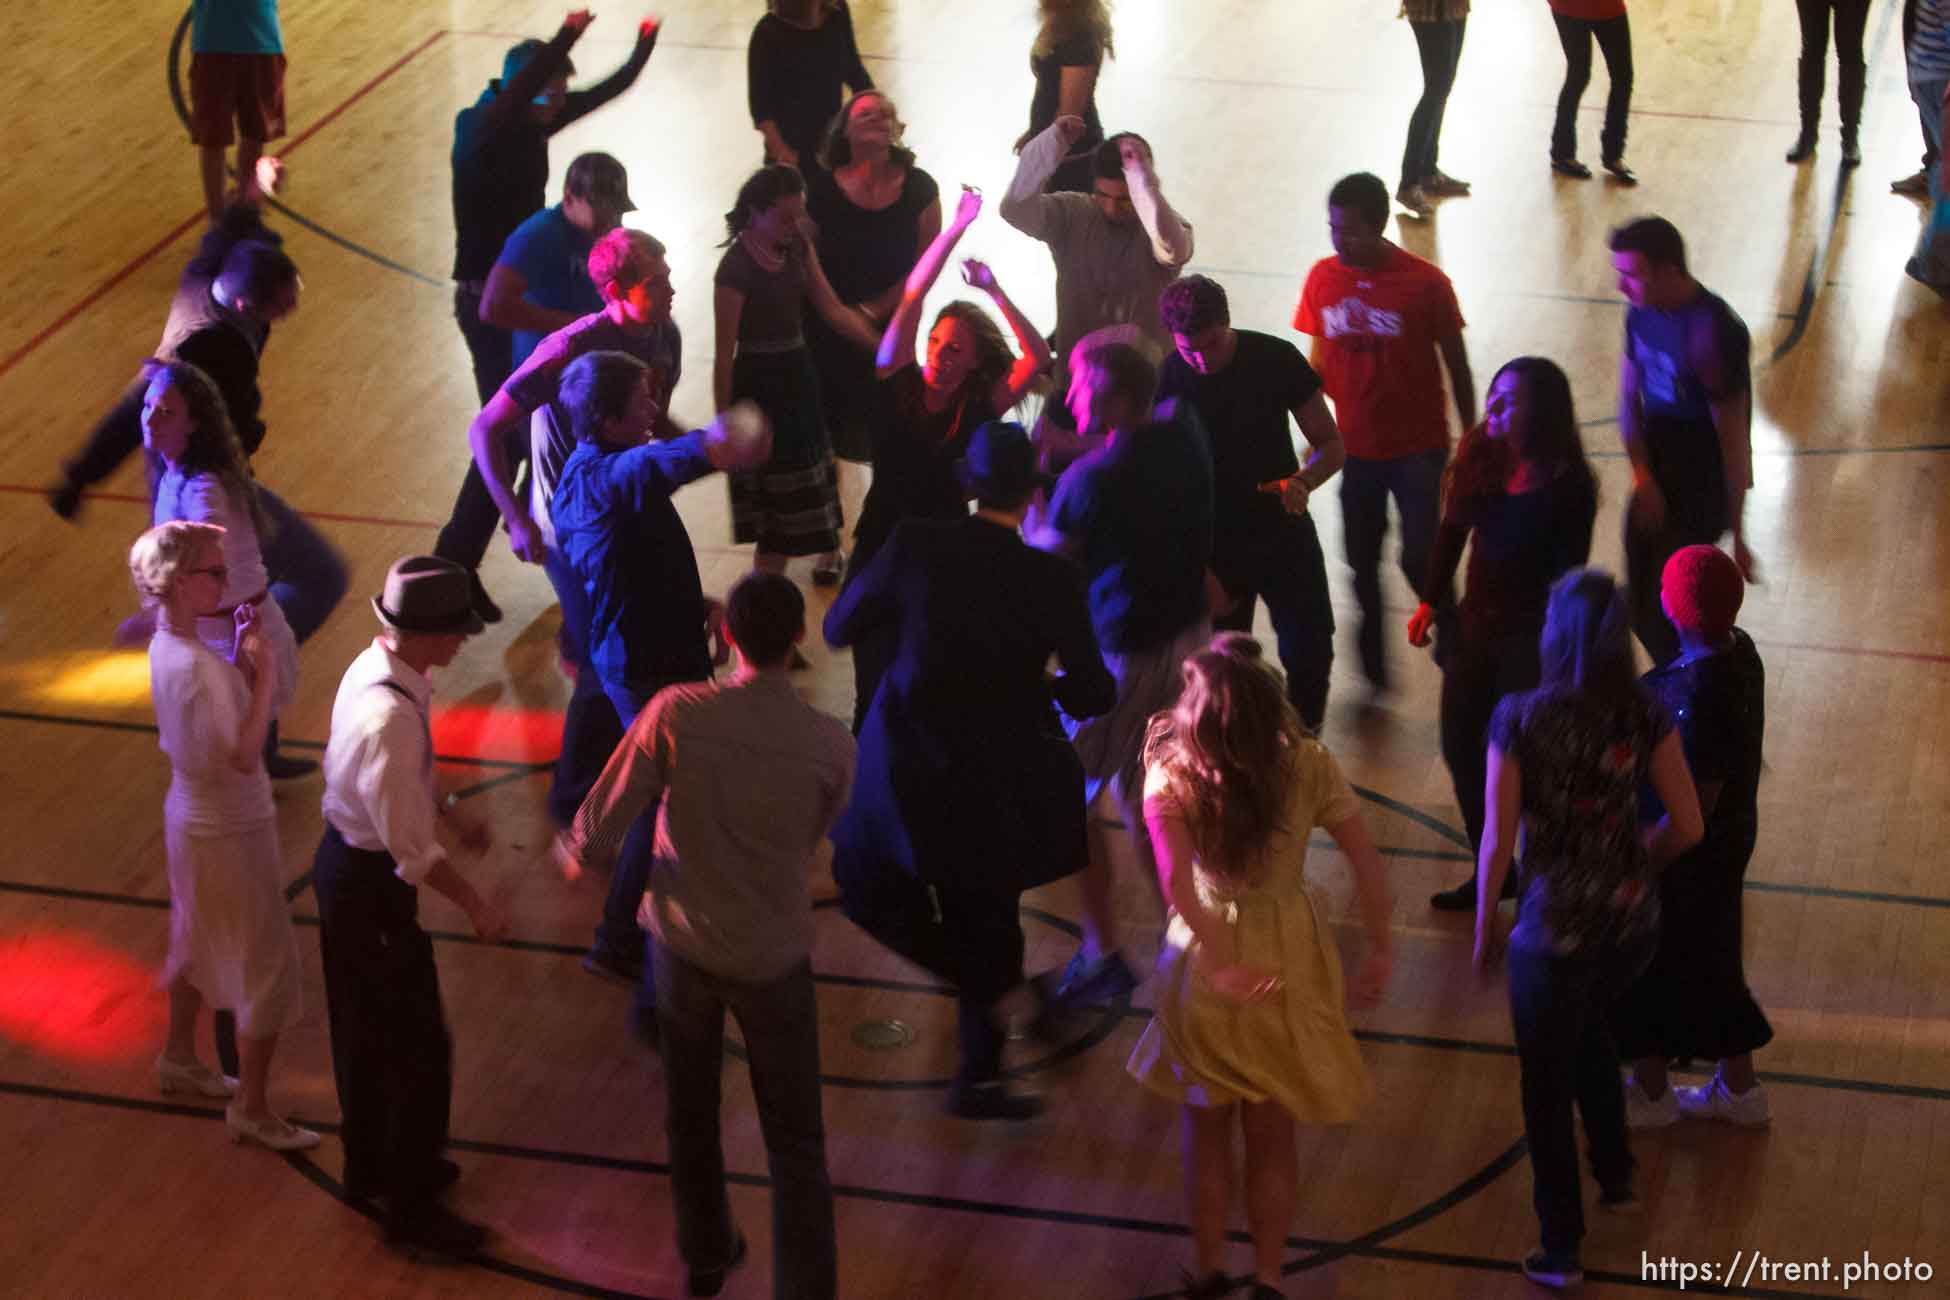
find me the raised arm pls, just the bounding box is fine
[876,187,982,375]
[959,258,1052,409]
[1119,137,1193,268]
[1001,117,1084,239]
[481,12,588,137]
[554,16,659,131]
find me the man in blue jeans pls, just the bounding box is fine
[549,350,771,990]
[556,573,853,1300]
[1294,172,1474,696]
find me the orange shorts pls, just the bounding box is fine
[189,52,287,147]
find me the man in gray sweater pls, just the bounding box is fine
[555,572,854,1300]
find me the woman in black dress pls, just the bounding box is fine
[825,422,1113,1120]
[805,89,942,581]
[1411,357,1598,910]
[1015,0,1116,194]
[746,0,873,171]
[843,185,1052,728]
[713,165,880,580]
[1614,544,1773,1128]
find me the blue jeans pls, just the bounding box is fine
[1339,449,1446,690]
[1403,18,1467,189]
[256,485,349,645]
[653,944,836,1300]
[1507,936,1642,1257]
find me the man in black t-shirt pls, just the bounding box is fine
[1608,217,1754,666]
[1157,275,1346,731]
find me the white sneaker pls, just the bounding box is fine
[1624,1072,1680,1130]
[1674,1071,1771,1127]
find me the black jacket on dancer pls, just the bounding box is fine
[51,204,282,509]
[825,513,1112,1098]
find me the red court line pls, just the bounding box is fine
[0,29,449,384]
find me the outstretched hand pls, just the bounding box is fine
[952,185,983,229]
[1406,602,1436,648]
[637,15,661,45]
[704,402,773,471]
[1053,115,1087,148]
[564,9,596,34]
[1118,135,1154,173]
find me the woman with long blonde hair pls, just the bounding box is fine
[1128,634,1393,1299]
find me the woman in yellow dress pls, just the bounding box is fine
[1128,634,1393,1299]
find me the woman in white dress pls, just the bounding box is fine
[130,520,316,1151]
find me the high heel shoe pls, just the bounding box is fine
[225,1103,322,1152]
[157,1054,237,1099]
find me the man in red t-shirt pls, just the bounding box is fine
[1294,171,1475,694]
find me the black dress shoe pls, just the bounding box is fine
[1429,871,1518,911]
[687,1231,748,1297]
[1601,157,1639,185]
[1840,135,1862,167]
[468,571,504,625]
[1550,157,1593,179]
[1786,130,1817,163]
[48,478,83,520]
[946,1079,1044,1120]
[385,1202,492,1259]
[1182,1268,1232,1299]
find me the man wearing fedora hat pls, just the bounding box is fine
[313,555,508,1258]
[825,421,1114,1119]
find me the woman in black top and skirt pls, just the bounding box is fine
[843,185,1051,729]
[1413,357,1598,910]
[805,90,942,579]
[1614,544,1773,1129]
[714,165,881,581]
[1015,0,1116,194]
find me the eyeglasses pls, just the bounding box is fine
[186,565,229,582]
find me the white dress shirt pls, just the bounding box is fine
[320,638,447,885]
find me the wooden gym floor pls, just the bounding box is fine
[1,1,1947,1296]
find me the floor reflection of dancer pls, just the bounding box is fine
[1130,634,1392,1300]
[1417,358,1597,912]
[132,520,316,1154]
[826,422,1113,1120]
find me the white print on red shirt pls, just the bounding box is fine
[1319,297,1405,340]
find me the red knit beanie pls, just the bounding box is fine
[1661,544,1743,637]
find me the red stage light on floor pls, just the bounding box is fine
[0,929,166,1066]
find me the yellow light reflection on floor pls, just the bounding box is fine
[7,650,154,709]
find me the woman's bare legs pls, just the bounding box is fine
[164,977,203,1064]
[1184,1103,1236,1278]
[1240,1099,1299,1286]
[237,1032,280,1118]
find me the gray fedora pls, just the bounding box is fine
[371,556,485,636]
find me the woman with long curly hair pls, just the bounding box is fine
[122,360,301,735]
[841,184,1051,728]
[1016,0,1117,194]
[1127,634,1393,1299]
[1413,357,1598,910]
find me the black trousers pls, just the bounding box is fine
[1622,490,1725,668]
[1508,935,1646,1256]
[1551,13,1633,163]
[312,826,454,1211]
[1402,18,1467,189]
[1211,515,1336,733]
[435,284,519,572]
[839,869,1024,1083]
[1438,628,1543,852]
[1793,0,1870,130]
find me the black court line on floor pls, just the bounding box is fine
[0,705,552,771]
[7,872,1950,1105]
[0,1075,1862,1299]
